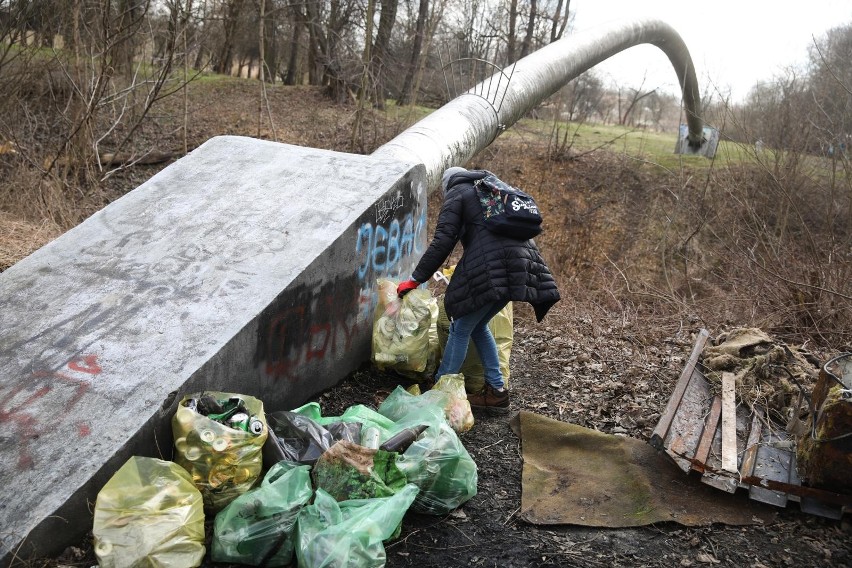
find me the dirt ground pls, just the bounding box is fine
[305,303,850,568]
[20,81,849,567]
[50,301,850,568]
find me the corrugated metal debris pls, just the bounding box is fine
[651,330,851,519]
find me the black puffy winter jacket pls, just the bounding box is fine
[411,169,560,321]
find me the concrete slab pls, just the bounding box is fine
[0,136,426,561]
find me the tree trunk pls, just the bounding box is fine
[507,0,518,63]
[214,0,245,75]
[352,0,374,151]
[551,0,569,42]
[304,0,324,85]
[519,0,536,58]
[369,0,397,109]
[324,0,344,100]
[399,0,428,105]
[283,0,304,85]
[264,9,277,84]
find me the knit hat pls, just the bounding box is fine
[441,166,468,195]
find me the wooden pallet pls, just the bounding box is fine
[650,329,851,519]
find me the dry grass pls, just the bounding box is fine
[0,211,62,271]
[1,77,850,350]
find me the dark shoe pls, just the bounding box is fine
[468,384,509,414]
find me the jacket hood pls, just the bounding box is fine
[444,168,488,195]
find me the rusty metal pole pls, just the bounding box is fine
[372,18,704,190]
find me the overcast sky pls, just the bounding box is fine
[568,0,852,102]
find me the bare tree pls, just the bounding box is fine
[368,0,397,109]
[518,0,536,58]
[559,70,602,122]
[807,24,852,156]
[616,76,657,126]
[398,0,429,105]
[213,0,247,74]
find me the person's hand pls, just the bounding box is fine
[397,279,419,297]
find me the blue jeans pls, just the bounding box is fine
[437,301,509,389]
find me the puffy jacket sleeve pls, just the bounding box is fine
[411,189,465,283]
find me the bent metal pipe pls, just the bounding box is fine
[372,18,704,190]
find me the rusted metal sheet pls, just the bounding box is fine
[651,330,850,518]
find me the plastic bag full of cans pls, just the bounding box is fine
[172,392,268,513]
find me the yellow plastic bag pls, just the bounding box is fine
[372,278,437,375]
[172,392,268,513]
[93,456,205,568]
[433,374,474,433]
[437,297,513,393]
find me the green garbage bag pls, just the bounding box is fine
[378,385,448,425]
[378,391,478,515]
[378,379,473,434]
[312,440,407,501]
[292,402,396,434]
[295,484,419,568]
[172,392,268,513]
[396,417,478,515]
[93,456,205,568]
[212,461,313,566]
[337,404,397,432]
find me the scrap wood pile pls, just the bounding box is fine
[701,327,819,425]
[700,327,851,495]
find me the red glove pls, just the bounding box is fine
[397,279,419,297]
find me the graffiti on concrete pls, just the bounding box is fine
[355,212,426,283]
[256,277,362,380]
[258,183,426,383]
[374,192,405,224]
[0,355,102,469]
[355,206,426,324]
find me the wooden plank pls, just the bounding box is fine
[650,329,709,449]
[738,474,852,507]
[720,372,738,473]
[692,395,721,470]
[665,371,715,472]
[739,410,764,478]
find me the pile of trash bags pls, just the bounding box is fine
[92,386,478,568]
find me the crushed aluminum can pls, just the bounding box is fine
[228,412,250,431]
[248,417,264,435]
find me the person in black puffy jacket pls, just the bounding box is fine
[397,167,560,411]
